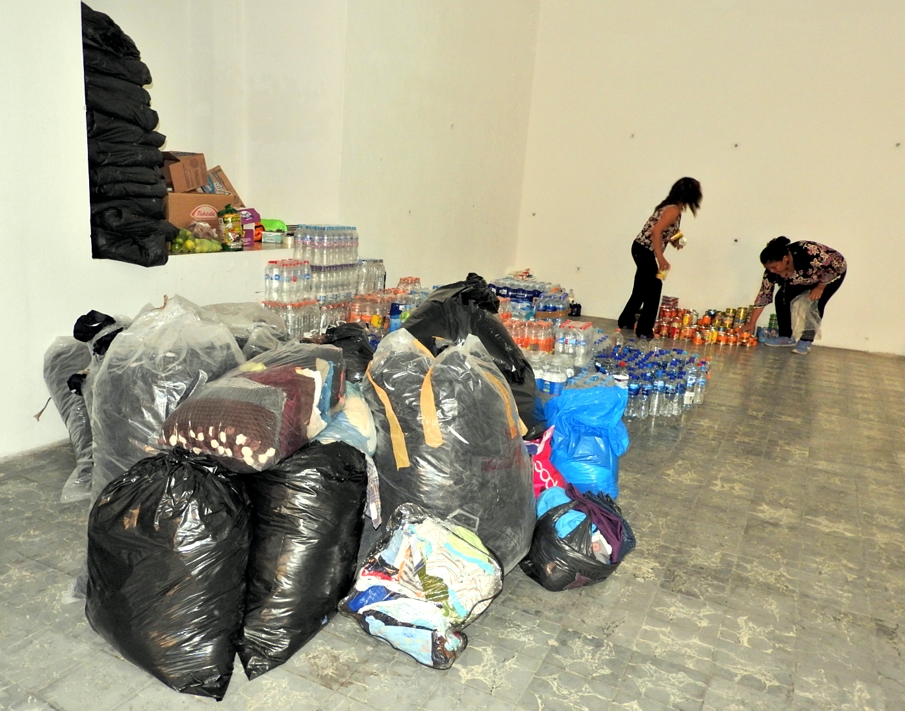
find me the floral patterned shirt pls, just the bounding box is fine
[634,205,682,251]
[754,240,847,307]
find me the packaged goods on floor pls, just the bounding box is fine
[654,296,758,347]
[42,272,642,700]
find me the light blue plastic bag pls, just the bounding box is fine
[543,386,629,498]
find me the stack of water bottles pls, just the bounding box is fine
[262,259,320,338]
[293,225,360,302]
[594,332,711,420]
[524,322,611,395]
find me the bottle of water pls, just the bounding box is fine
[693,361,708,405]
[613,361,629,389]
[639,375,651,419]
[649,370,666,417]
[612,330,624,352]
[546,359,567,396]
[663,376,677,418]
[264,260,279,303]
[626,379,641,418]
[683,365,697,408]
[674,379,686,416]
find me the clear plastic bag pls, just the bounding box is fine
[202,302,288,352]
[88,296,245,501]
[791,291,822,341]
[314,382,378,456]
[42,337,94,502]
[339,503,502,669]
[363,330,534,572]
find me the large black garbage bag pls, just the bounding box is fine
[403,273,543,438]
[92,179,169,201]
[92,208,171,240]
[322,322,374,383]
[81,3,140,58]
[83,45,152,86]
[84,72,152,106]
[519,485,636,592]
[84,85,159,131]
[91,224,173,267]
[85,448,250,700]
[87,111,165,147]
[239,442,367,679]
[363,331,534,573]
[87,140,164,168]
[43,338,94,502]
[90,165,164,186]
[91,197,165,220]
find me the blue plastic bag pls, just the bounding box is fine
[543,387,629,498]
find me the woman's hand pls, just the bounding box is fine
[657,256,671,272]
[738,322,755,334]
[809,284,825,300]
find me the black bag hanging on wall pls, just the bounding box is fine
[239,441,368,679]
[85,449,251,700]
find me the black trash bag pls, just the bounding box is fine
[87,111,166,147]
[519,486,636,592]
[91,179,169,200]
[92,208,170,240]
[84,72,151,106]
[91,224,173,267]
[90,166,164,187]
[403,273,543,438]
[84,85,159,132]
[73,310,116,343]
[43,338,94,502]
[91,197,165,220]
[85,448,250,700]
[82,46,152,86]
[87,140,164,168]
[81,3,140,59]
[239,441,367,679]
[322,322,374,383]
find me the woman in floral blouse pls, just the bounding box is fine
[740,236,847,355]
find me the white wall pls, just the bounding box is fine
[517,0,904,354]
[338,0,540,287]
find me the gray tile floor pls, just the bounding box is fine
[2,327,905,710]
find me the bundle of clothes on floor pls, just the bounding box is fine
[42,274,635,700]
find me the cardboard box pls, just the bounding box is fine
[165,192,236,229]
[162,152,208,193]
[200,165,244,206]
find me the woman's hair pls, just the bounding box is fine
[657,177,702,215]
[760,236,791,264]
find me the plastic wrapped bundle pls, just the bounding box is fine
[161,364,321,473]
[85,448,250,700]
[543,386,630,499]
[315,383,377,456]
[239,442,367,679]
[88,296,244,501]
[43,338,94,502]
[340,503,503,669]
[363,330,534,572]
[402,273,543,438]
[520,484,636,592]
[322,322,375,383]
[202,302,289,353]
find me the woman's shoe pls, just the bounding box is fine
[792,340,812,355]
[763,336,797,347]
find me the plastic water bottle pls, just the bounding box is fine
[613,361,629,389]
[639,376,651,419]
[650,370,666,417]
[546,360,567,396]
[683,366,697,409]
[626,379,641,418]
[612,330,625,352]
[663,376,677,418]
[693,360,709,405]
[264,260,279,302]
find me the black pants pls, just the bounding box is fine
[618,242,661,339]
[776,272,846,340]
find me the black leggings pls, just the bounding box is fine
[775,272,846,340]
[618,242,661,339]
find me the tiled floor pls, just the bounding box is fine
[2,326,905,710]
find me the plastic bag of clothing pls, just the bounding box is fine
[315,383,377,456]
[363,329,534,572]
[82,46,152,86]
[84,72,152,105]
[239,442,367,679]
[791,292,823,341]
[340,503,502,669]
[526,426,567,497]
[90,165,163,186]
[43,338,94,502]
[543,386,629,499]
[91,209,170,239]
[85,448,250,700]
[91,180,169,201]
[87,140,163,168]
[87,110,165,146]
[402,273,543,438]
[84,84,159,132]
[322,322,374,383]
[519,484,636,592]
[88,296,244,501]
[73,308,131,358]
[202,302,289,352]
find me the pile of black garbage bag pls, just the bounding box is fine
[83,3,175,267]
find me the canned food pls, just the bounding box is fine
[700,313,712,327]
[681,311,692,326]
[681,325,695,340]
[727,332,739,346]
[692,330,705,345]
